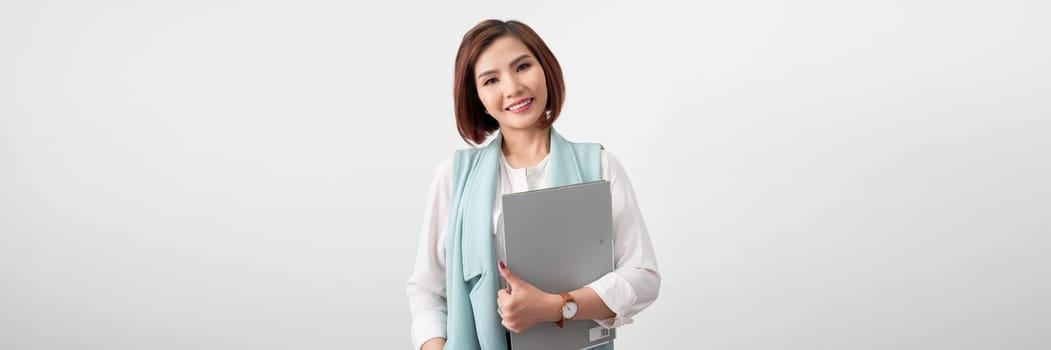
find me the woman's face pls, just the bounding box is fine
[473,36,548,132]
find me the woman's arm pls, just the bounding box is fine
[496,262,617,333]
[585,151,661,328]
[407,157,454,350]
[566,286,616,320]
[495,151,661,333]
[420,337,445,350]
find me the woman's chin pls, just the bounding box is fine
[498,115,545,131]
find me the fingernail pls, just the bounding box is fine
[499,261,506,269]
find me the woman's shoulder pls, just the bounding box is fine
[430,144,487,184]
[428,145,485,196]
[600,149,629,181]
[432,153,455,181]
[435,144,480,175]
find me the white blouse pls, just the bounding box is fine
[406,150,660,350]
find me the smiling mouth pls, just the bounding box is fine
[505,98,534,113]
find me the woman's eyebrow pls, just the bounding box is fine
[476,54,534,79]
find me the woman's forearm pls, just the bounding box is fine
[569,287,616,321]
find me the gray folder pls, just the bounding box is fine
[501,180,616,350]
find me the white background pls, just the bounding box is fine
[3,0,1049,349]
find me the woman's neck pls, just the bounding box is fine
[500,127,550,169]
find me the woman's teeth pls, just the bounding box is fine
[507,98,532,111]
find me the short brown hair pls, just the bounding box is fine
[453,20,565,145]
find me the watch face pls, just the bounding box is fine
[563,301,578,319]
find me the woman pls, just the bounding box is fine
[407,19,660,350]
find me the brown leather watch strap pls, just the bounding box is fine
[556,292,575,328]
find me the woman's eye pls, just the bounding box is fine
[482,78,497,86]
[517,63,531,72]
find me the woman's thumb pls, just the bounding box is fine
[498,261,520,290]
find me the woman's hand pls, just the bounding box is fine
[496,261,563,333]
[420,337,445,350]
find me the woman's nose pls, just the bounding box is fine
[504,75,524,97]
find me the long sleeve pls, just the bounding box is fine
[586,151,662,328]
[406,157,453,350]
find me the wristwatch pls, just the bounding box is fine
[556,292,577,328]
